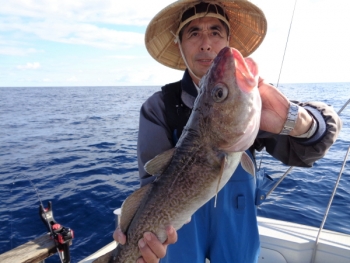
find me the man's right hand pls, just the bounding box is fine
[113,226,178,263]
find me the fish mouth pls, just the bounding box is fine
[232,49,258,93]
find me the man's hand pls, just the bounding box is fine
[258,78,313,136]
[113,226,178,263]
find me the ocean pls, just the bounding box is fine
[0,83,349,262]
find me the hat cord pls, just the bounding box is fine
[171,31,201,82]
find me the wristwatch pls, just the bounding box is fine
[280,102,299,135]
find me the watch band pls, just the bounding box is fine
[280,102,299,135]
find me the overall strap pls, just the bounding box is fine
[161,81,191,146]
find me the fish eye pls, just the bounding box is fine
[211,84,228,102]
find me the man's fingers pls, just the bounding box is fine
[113,227,126,245]
[116,226,178,263]
[164,226,177,245]
[138,233,164,263]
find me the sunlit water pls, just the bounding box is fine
[0,83,349,262]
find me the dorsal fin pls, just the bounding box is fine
[144,148,176,176]
[119,184,152,233]
[240,151,256,177]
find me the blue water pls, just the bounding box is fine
[0,84,349,262]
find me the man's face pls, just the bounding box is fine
[180,17,229,82]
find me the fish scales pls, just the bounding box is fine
[93,47,261,263]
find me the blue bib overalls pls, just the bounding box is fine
[160,151,260,263]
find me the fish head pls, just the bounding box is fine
[194,47,261,152]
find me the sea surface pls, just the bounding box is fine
[0,83,349,262]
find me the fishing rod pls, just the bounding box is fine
[29,180,67,263]
[9,178,73,263]
[276,0,298,88]
[30,182,64,263]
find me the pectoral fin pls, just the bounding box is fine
[144,148,176,176]
[120,184,152,233]
[240,152,256,177]
[214,156,227,207]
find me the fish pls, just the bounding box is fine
[93,46,261,263]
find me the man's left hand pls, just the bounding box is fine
[257,78,313,136]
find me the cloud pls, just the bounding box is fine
[0,37,43,56]
[0,17,144,50]
[66,76,78,82]
[16,62,41,70]
[0,0,160,54]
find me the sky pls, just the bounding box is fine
[1,0,350,87]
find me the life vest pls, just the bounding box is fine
[161,81,191,146]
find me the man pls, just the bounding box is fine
[114,1,342,262]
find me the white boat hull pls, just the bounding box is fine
[79,216,350,263]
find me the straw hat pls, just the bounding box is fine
[145,0,267,71]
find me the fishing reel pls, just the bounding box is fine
[39,201,74,263]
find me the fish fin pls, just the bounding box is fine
[214,156,227,207]
[144,148,176,176]
[240,152,256,177]
[120,184,152,233]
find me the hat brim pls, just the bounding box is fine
[145,0,267,71]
